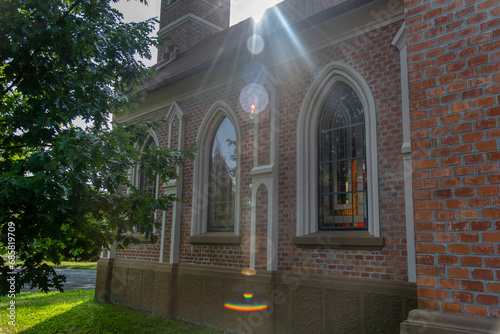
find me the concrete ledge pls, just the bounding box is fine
[293,231,385,250]
[400,309,500,334]
[112,258,173,271]
[273,270,416,296]
[188,232,242,246]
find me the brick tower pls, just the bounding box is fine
[157,0,230,63]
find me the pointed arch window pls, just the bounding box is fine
[139,137,158,197]
[130,136,159,236]
[189,101,242,245]
[208,118,238,232]
[295,62,383,249]
[318,82,367,230]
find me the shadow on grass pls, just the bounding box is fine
[0,291,219,334]
[19,299,220,334]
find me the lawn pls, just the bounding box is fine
[0,290,221,334]
[49,261,98,270]
[2,257,98,270]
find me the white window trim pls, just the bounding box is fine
[296,61,380,237]
[191,101,242,237]
[161,101,187,263]
[392,22,416,282]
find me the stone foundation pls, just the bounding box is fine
[95,258,417,333]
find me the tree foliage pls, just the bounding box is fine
[0,0,193,295]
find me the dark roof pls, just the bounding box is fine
[142,0,361,93]
[142,18,254,92]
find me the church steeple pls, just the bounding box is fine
[157,0,230,63]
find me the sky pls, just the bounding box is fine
[113,0,283,66]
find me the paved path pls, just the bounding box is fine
[21,269,97,292]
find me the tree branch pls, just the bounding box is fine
[57,0,84,26]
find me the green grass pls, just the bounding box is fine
[2,257,98,270]
[48,261,98,270]
[0,290,221,334]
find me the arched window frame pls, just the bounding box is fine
[133,131,160,197]
[207,118,238,232]
[138,137,159,196]
[317,81,368,231]
[295,62,382,247]
[190,101,242,244]
[129,131,161,234]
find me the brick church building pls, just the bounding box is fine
[95,0,500,332]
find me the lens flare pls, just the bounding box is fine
[240,83,269,117]
[224,292,267,312]
[247,34,265,54]
[242,236,277,269]
[224,302,268,312]
[241,268,257,276]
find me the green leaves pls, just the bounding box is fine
[0,0,191,296]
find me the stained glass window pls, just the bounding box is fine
[208,118,237,232]
[318,82,368,230]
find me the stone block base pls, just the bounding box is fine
[400,309,500,334]
[95,258,417,333]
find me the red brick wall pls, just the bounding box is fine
[157,0,230,60]
[257,92,271,166]
[170,24,406,277]
[178,80,254,267]
[114,107,175,262]
[274,22,407,279]
[255,184,269,269]
[405,0,500,318]
[160,21,220,58]
[115,21,409,281]
[160,0,229,31]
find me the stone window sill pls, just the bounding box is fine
[188,232,242,246]
[292,231,384,250]
[130,232,154,244]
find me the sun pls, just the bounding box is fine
[230,0,283,25]
[251,7,268,23]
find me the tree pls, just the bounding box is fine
[0,0,194,295]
